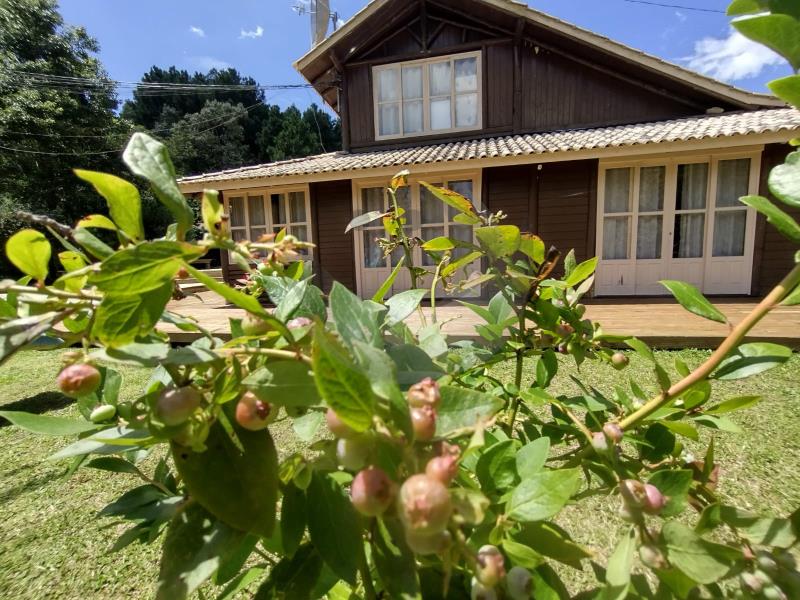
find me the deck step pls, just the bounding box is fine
[176,268,224,290]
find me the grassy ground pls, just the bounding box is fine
[0,348,798,598]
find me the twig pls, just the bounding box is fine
[220,346,313,366]
[15,210,75,240]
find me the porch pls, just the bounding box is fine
[162,291,800,350]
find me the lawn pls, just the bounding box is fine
[0,348,798,598]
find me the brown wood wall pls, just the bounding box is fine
[754,143,797,295]
[310,179,357,293]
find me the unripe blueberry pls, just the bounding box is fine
[398,474,452,535]
[425,454,459,485]
[350,467,395,517]
[761,586,785,600]
[642,484,667,515]
[156,386,202,427]
[405,529,452,556]
[611,352,630,370]
[241,313,271,336]
[639,545,668,570]
[591,431,609,453]
[57,363,101,398]
[287,317,313,330]
[411,405,437,442]
[603,422,624,444]
[325,408,358,439]
[407,378,441,409]
[756,551,779,576]
[476,545,506,588]
[555,323,574,338]
[336,437,370,471]
[90,404,116,423]
[235,392,276,431]
[506,566,533,600]
[471,578,498,600]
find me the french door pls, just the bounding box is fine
[595,152,760,296]
[354,174,482,299]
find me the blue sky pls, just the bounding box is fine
[59,0,793,111]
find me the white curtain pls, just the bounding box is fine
[229,197,246,228]
[604,168,631,213]
[402,66,423,134]
[639,166,665,212]
[637,216,662,260]
[378,68,400,136]
[248,196,266,226]
[603,217,629,260]
[713,211,747,257]
[429,62,452,130]
[675,214,705,258]
[677,163,708,210]
[716,159,750,207]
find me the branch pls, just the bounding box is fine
[15,211,75,240]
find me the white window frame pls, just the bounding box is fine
[224,184,314,259]
[372,51,483,141]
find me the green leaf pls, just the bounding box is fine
[660,280,728,324]
[329,282,381,347]
[91,241,202,294]
[705,395,760,415]
[274,279,309,321]
[419,182,481,224]
[75,170,145,242]
[475,225,521,258]
[625,337,654,362]
[769,150,800,209]
[281,483,307,557]
[255,543,323,599]
[647,470,693,517]
[516,437,551,478]
[565,257,598,288]
[216,566,265,600]
[508,468,582,522]
[49,427,152,460]
[713,342,792,380]
[716,506,796,548]
[171,422,279,538]
[422,236,456,251]
[692,414,743,434]
[604,527,635,599]
[0,411,100,436]
[662,521,741,585]
[345,210,386,233]
[733,14,800,71]
[441,251,483,278]
[727,0,763,16]
[372,258,405,303]
[306,472,361,585]
[77,214,117,231]
[123,132,194,239]
[660,421,699,441]
[385,289,426,327]
[73,227,114,259]
[476,440,519,493]
[741,195,800,243]
[769,74,800,108]
[157,504,247,600]
[0,312,64,366]
[201,189,224,237]
[513,522,593,569]
[435,386,505,438]
[85,456,142,475]
[244,362,320,408]
[502,539,544,570]
[373,517,421,600]
[6,229,50,282]
[519,233,546,264]
[92,283,173,347]
[312,327,375,432]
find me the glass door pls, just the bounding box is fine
[596,167,635,295]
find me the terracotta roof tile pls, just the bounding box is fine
[179,108,800,186]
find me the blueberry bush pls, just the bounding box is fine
[1,3,800,598]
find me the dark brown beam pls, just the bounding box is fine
[345,37,513,68]
[426,0,515,37]
[421,0,429,52]
[341,1,420,64]
[330,52,350,152]
[513,19,524,133]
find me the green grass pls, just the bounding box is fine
[0,349,798,598]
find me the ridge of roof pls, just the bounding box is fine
[178,107,800,187]
[293,0,783,109]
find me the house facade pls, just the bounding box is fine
[178,0,800,299]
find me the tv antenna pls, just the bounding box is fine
[293,0,340,47]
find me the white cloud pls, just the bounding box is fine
[239,26,264,39]
[190,56,232,71]
[189,26,206,37]
[675,11,687,22]
[682,28,786,82]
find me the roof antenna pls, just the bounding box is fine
[293,0,340,47]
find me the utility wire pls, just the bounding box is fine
[620,0,725,13]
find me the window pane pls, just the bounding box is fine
[455,93,478,128]
[639,167,665,212]
[378,68,400,102]
[229,197,246,227]
[603,217,629,260]
[421,184,445,224]
[429,62,451,96]
[674,214,705,258]
[402,66,423,99]
[271,194,286,225]
[396,186,412,225]
[637,216,662,260]
[362,187,384,214]
[448,180,474,220]
[289,192,306,223]
[716,158,750,208]
[454,57,478,92]
[248,196,265,226]
[379,103,400,136]
[451,224,473,260]
[363,231,384,268]
[251,228,267,242]
[604,168,631,214]
[422,226,445,266]
[403,100,423,134]
[232,228,247,242]
[391,246,405,267]
[430,98,451,130]
[676,163,709,210]
[713,211,747,257]
[292,225,308,243]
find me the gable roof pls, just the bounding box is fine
[178,107,800,191]
[294,0,783,110]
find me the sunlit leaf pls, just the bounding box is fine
[740,195,800,243]
[75,169,145,241]
[660,280,728,324]
[419,181,480,224]
[6,229,50,282]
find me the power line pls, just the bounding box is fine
[620,0,725,13]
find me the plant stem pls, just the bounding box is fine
[358,541,377,600]
[221,347,313,365]
[620,263,800,430]
[430,260,444,324]
[389,187,427,328]
[1,284,102,302]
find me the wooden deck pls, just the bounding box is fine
[162,292,800,350]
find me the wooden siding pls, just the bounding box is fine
[755,143,797,295]
[347,65,374,147]
[311,180,357,293]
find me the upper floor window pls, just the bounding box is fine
[373,51,482,140]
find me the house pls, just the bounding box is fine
[177,0,800,299]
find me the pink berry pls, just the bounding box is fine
[156,387,202,427]
[620,479,647,509]
[287,317,313,330]
[425,455,459,485]
[476,545,506,588]
[411,406,437,442]
[325,408,358,439]
[643,484,667,515]
[611,352,630,370]
[235,392,276,431]
[556,323,575,338]
[398,474,452,534]
[407,378,441,409]
[591,432,609,453]
[350,467,395,517]
[405,529,452,556]
[57,363,101,398]
[603,422,624,444]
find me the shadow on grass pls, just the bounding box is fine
[0,392,73,427]
[0,467,64,505]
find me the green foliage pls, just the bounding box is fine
[659,280,729,324]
